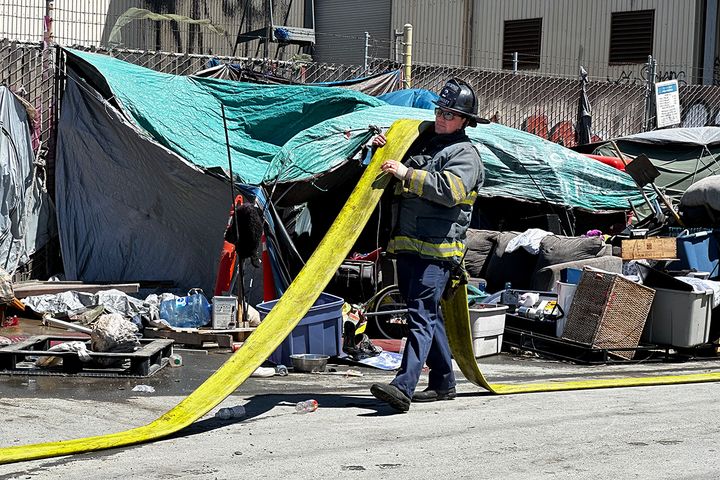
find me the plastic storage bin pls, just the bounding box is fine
[555,282,578,337]
[642,287,713,347]
[256,292,344,366]
[469,304,508,357]
[674,231,720,279]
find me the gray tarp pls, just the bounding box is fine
[0,87,54,273]
[617,126,720,146]
[56,77,238,295]
[594,126,720,197]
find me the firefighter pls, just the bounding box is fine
[370,78,488,412]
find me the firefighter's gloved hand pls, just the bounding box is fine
[442,264,469,300]
[381,160,408,180]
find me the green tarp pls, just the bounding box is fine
[67,49,647,212]
[68,49,384,185]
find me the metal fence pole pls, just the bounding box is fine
[512,52,518,74]
[402,23,412,88]
[644,55,657,131]
[364,31,369,73]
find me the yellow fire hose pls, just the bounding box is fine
[441,286,720,393]
[1,118,719,465]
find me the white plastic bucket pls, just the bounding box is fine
[468,304,508,357]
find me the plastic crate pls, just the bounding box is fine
[642,288,713,347]
[562,269,655,360]
[256,292,344,366]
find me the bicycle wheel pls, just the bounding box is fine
[367,285,409,340]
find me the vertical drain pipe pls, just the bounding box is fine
[403,23,413,88]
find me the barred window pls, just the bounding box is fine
[609,10,655,64]
[502,18,542,70]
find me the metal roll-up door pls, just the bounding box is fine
[314,0,391,65]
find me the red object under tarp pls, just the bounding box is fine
[261,233,276,301]
[583,154,626,171]
[214,195,243,297]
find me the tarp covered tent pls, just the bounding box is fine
[589,127,720,198]
[57,49,647,295]
[0,87,54,274]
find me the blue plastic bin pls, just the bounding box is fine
[256,292,345,366]
[673,231,720,278]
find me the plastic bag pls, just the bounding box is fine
[159,289,211,328]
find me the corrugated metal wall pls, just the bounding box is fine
[392,0,704,81]
[391,0,470,66]
[314,0,391,65]
[0,1,309,57]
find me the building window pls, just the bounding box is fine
[502,18,542,70]
[609,10,655,64]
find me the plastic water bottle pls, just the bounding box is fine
[169,353,183,367]
[159,291,211,328]
[215,405,246,420]
[295,399,319,414]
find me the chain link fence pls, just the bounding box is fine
[5,25,720,163]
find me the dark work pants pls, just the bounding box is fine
[390,254,456,398]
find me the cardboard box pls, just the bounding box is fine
[621,237,677,260]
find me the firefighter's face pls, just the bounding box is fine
[434,108,466,134]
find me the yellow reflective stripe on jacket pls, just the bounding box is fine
[459,191,477,205]
[387,236,465,259]
[443,171,467,203]
[406,169,427,196]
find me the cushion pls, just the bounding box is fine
[484,232,538,292]
[464,229,500,278]
[535,235,606,270]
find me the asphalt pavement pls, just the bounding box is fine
[1,346,720,479]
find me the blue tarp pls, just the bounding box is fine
[379,88,439,110]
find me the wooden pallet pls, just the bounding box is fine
[0,335,174,376]
[144,327,256,348]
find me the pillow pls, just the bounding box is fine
[535,235,606,270]
[484,232,538,292]
[464,229,500,278]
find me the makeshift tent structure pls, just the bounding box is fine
[0,87,54,274]
[57,49,647,296]
[588,127,720,199]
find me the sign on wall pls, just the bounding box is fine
[655,80,681,128]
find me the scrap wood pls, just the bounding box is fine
[13,281,140,299]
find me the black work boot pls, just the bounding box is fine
[370,383,411,412]
[412,387,457,403]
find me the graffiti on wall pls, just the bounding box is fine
[607,66,687,87]
[522,114,602,147]
[681,100,720,128]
